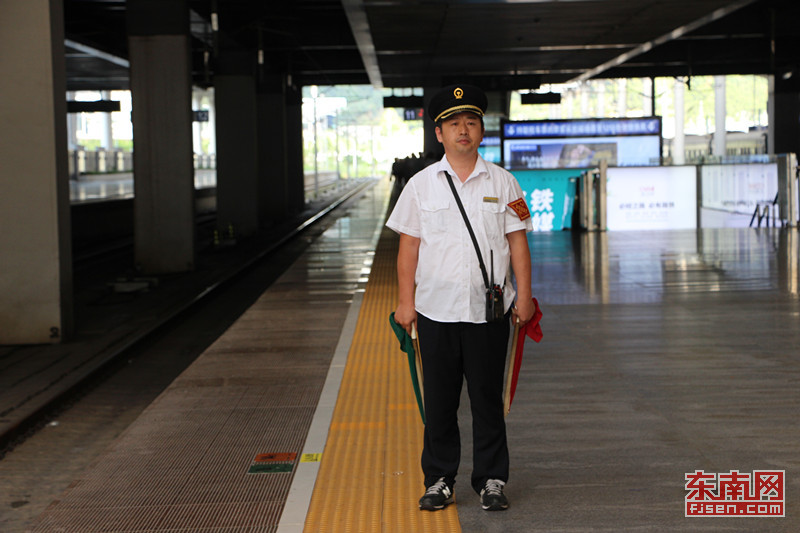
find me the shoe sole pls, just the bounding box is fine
[419,497,454,511]
[481,503,508,511]
[480,496,509,511]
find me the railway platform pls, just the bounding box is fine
[7,175,800,532]
[0,177,375,452]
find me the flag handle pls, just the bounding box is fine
[503,317,520,417]
[411,323,424,412]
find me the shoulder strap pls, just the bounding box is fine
[444,171,491,290]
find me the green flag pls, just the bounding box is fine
[389,312,425,424]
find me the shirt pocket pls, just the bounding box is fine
[480,202,506,237]
[419,199,450,237]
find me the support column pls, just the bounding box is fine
[713,76,727,159]
[66,91,79,150]
[214,50,259,237]
[616,78,627,117]
[597,80,606,117]
[127,0,195,273]
[0,0,72,343]
[192,89,203,155]
[673,78,686,165]
[207,88,217,156]
[580,82,590,117]
[286,84,306,213]
[100,90,114,150]
[257,75,290,226]
[644,77,655,116]
[773,76,800,156]
[767,75,776,155]
[67,90,80,180]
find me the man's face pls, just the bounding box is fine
[435,112,484,156]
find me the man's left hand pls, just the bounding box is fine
[512,297,534,326]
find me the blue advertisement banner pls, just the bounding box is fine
[504,117,662,139]
[501,117,663,170]
[512,169,581,232]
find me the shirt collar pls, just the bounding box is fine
[436,154,489,182]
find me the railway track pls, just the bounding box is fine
[0,178,379,532]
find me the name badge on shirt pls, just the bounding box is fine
[507,198,531,221]
[483,196,498,203]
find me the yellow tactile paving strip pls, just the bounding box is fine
[304,227,461,533]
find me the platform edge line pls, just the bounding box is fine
[276,180,389,532]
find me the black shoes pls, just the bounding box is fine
[419,478,454,511]
[420,477,509,511]
[480,479,509,511]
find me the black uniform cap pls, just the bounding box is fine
[428,84,488,123]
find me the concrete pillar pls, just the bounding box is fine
[66,91,79,150]
[673,78,686,165]
[214,50,259,238]
[767,75,775,155]
[100,90,114,150]
[286,85,306,212]
[617,78,627,117]
[257,76,290,226]
[597,80,606,118]
[66,90,80,179]
[0,0,72,343]
[643,77,655,116]
[580,82,590,117]
[207,88,217,156]
[127,0,195,273]
[192,89,203,155]
[773,75,800,156]
[713,76,727,158]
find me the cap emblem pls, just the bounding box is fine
[454,87,463,99]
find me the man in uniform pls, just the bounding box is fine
[386,84,534,511]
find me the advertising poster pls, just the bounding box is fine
[502,117,662,170]
[512,169,581,232]
[606,167,697,230]
[701,163,778,214]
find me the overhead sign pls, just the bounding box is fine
[521,92,562,105]
[384,95,424,108]
[503,117,662,138]
[403,108,423,121]
[66,100,120,113]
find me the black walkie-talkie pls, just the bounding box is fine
[486,250,505,322]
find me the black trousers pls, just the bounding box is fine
[417,312,510,494]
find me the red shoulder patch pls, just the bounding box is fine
[507,198,531,221]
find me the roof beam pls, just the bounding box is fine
[64,39,129,68]
[569,0,758,83]
[341,0,383,88]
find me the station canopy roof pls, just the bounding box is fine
[63,0,800,92]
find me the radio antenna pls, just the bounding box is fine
[490,250,494,286]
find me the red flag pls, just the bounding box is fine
[504,298,543,415]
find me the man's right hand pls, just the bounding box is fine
[394,303,417,336]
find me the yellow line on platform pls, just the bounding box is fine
[303,228,461,533]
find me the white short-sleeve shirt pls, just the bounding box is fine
[386,155,533,323]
